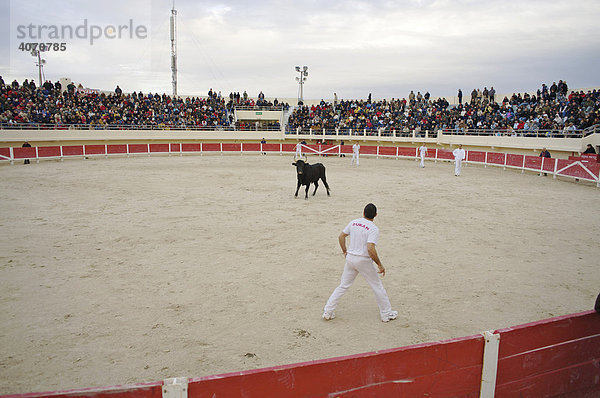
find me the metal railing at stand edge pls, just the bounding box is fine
[284,126,588,139]
[0,123,283,132]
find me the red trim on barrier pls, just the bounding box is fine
[202,143,220,152]
[304,144,320,153]
[128,144,148,154]
[360,145,377,155]
[542,157,556,172]
[243,143,261,152]
[397,147,416,157]
[0,147,10,159]
[62,146,84,156]
[37,146,61,158]
[12,147,36,159]
[321,144,336,154]
[3,381,164,398]
[187,335,484,397]
[149,143,169,153]
[340,145,353,154]
[169,143,180,153]
[467,151,486,162]
[436,149,454,160]
[494,311,600,396]
[107,144,127,154]
[506,153,524,167]
[261,143,279,152]
[84,145,105,155]
[281,143,295,153]
[486,152,505,165]
[378,146,396,156]
[524,155,543,170]
[181,143,201,152]
[222,143,241,152]
[556,160,600,181]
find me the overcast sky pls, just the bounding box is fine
[1,0,599,101]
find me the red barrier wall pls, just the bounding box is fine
[170,143,181,153]
[524,156,542,170]
[243,143,261,152]
[12,147,36,159]
[340,145,353,154]
[2,312,598,397]
[506,154,524,168]
[281,143,295,153]
[62,146,84,156]
[437,149,454,160]
[360,145,377,155]
[494,311,600,397]
[37,146,61,158]
[128,144,148,154]
[201,143,220,152]
[378,146,396,156]
[487,152,505,165]
[188,335,484,398]
[222,143,241,152]
[149,144,169,153]
[181,143,201,152]
[0,147,10,158]
[467,151,486,163]
[85,145,105,155]
[258,143,277,152]
[542,157,556,172]
[3,381,163,398]
[398,147,416,157]
[107,145,127,154]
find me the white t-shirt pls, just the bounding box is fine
[419,146,427,156]
[453,148,465,160]
[352,144,360,154]
[343,217,379,257]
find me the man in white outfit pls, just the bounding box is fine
[295,142,303,158]
[452,144,466,176]
[323,203,398,322]
[351,143,360,166]
[418,144,428,168]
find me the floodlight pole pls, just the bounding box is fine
[295,65,308,104]
[31,50,44,87]
[170,2,178,97]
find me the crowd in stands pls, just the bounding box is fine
[1,75,598,135]
[288,80,600,136]
[0,78,235,129]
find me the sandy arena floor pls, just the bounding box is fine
[1,153,599,394]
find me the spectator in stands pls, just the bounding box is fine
[458,89,462,105]
[115,85,122,96]
[583,144,596,154]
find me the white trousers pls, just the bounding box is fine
[455,158,463,175]
[420,155,425,167]
[324,254,393,318]
[351,153,359,166]
[296,149,302,158]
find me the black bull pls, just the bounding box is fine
[292,159,331,199]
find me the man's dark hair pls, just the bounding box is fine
[364,203,377,219]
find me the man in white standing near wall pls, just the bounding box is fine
[295,141,303,158]
[453,144,466,176]
[351,143,360,166]
[418,144,428,168]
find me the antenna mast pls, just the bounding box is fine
[170,1,178,97]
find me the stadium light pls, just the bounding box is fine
[295,65,308,104]
[31,50,46,87]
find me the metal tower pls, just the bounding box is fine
[170,2,178,97]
